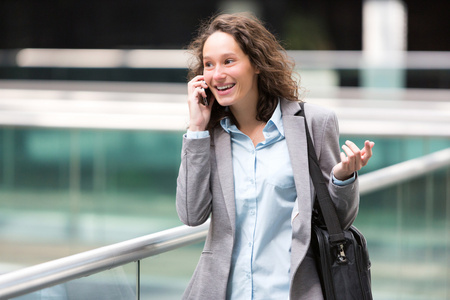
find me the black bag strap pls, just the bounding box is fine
[299,102,345,244]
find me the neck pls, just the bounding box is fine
[230,104,265,146]
[229,95,259,130]
[232,108,259,129]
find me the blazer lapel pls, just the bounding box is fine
[281,99,313,275]
[213,127,236,236]
[281,99,312,211]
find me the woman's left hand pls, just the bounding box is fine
[333,140,375,180]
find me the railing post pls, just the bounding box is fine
[446,167,450,300]
[136,260,140,300]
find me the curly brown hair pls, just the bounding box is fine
[187,13,300,131]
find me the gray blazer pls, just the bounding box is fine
[176,99,359,300]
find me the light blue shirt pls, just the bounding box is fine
[222,102,295,300]
[186,101,355,299]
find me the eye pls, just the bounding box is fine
[224,59,234,65]
[203,61,213,68]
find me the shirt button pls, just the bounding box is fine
[250,210,255,215]
[248,242,252,247]
[246,273,251,279]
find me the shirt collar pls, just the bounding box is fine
[220,100,284,137]
[220,115,234,134]
[268,100,284,137]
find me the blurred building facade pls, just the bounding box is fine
[0,0,449,51]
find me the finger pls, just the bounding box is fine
[195,80,208,88]
[334,152,355,180]
[345,140,361,155]
[341,144,356,171]
[361,140,374,166]
[363,140,372,155]
[188,76,206,90]
[345,140,363,169]
[340,152,348,169]
[188,87,204,106]
[189,75,205,83]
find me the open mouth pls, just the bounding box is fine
[216,84,235,92]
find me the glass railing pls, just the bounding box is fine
[11,263,138,300]
[358,173,450,299]
[0,148,449,299]
[1,223,209,299]
[1,127,448,262]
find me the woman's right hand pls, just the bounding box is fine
[187,75,214,131]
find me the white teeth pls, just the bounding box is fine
[217,84,235,90]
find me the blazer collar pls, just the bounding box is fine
[280,97,302,117]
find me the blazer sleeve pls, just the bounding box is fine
[310,106,360,229]
[176,135,213,226]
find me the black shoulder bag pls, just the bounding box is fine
[299,103,373,300]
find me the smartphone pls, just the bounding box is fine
[202,87,212,106]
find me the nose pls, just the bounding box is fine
[213,64,226,82]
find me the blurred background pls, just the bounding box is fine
[0,0,449,299]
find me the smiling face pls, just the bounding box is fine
[202,31,260,112]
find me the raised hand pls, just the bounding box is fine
[333,140,375,180]
[187,75,214,131]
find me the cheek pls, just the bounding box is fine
[203,71,213,85]
[231,67,255,84]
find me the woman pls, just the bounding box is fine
[176,13,374,300]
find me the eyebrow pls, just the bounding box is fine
[203,53,237,60]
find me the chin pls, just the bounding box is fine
[215,98,234,108]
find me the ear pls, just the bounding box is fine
[250,60,260,74]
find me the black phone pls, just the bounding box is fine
[202,87,212,106]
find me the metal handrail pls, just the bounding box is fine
[0,221,209,299]
[359,147,450,195]
[0,148,449,299]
